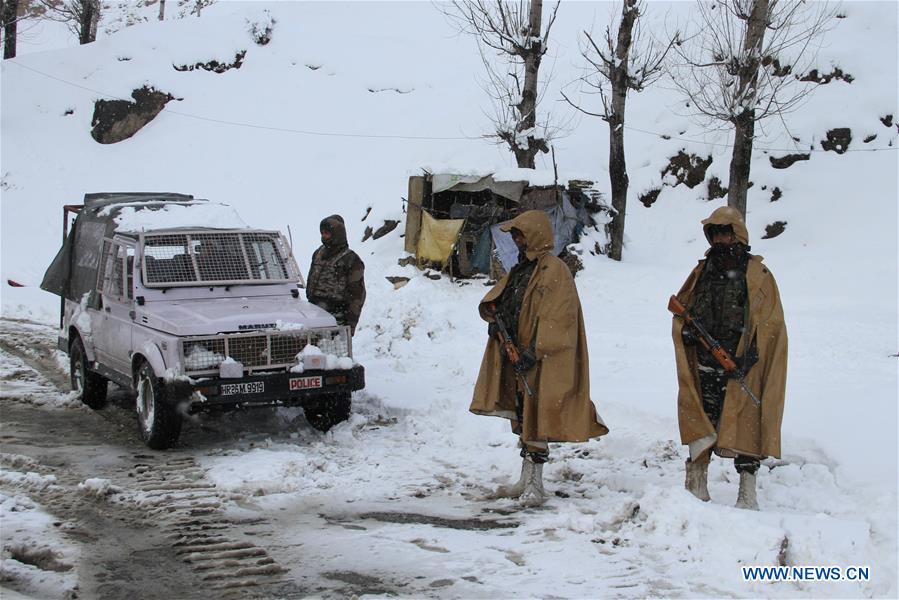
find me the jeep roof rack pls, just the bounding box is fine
[83,192,195,210]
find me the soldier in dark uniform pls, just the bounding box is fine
[306,215,366,335]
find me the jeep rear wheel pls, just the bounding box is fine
[304,392,352,432]
[135,361,182,450]
[70,337,108,409]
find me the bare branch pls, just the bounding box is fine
[571,0,679,115]
[673,0,838,126]
[439,0,562,167]
[560,89,609,120]
[671,0,839,216]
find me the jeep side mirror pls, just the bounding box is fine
[88,290,102,310]
[136,296,145,306]
[290,289,299,299]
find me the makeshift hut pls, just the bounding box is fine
[403,171,608,278]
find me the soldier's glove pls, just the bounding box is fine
[487,322,500,340]
[728,366,746,380]
[513,349,537,374]
[729,339,759,380]
[681,327,698,347]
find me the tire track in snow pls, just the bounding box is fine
[126,454,295,595]
[0,316,723,597]
[0,318,70,392]
[0,317,304,597]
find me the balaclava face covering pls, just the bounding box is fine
[707,239,750,273]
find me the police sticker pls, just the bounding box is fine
[289,376,323,391]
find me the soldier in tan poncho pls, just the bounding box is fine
[672,206,788,510]
[471,210,608,507]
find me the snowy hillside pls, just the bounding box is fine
[1,2,896,598]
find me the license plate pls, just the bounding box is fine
[220,381,265,396]
[289,376,322,391]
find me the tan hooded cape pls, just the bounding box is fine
[470,210,608,443]
[672,206,788,459]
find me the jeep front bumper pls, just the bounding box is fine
[169,365,365,412]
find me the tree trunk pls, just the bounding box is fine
[607,113,628,261]
[607,0,638,261]
[726,0,768,218]
[514,0,544,169]
[728,113,755,217]
[2,0,18,59]
[79,0,99,44]
[78,0,92,44]
[158,0,165,21]
[89,0,99,41]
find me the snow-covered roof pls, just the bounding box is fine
[104,201,249,233]
[426,168,583,194]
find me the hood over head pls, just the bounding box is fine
[320,214,348,248]
[701,206,749,246]
[499,210,554,261]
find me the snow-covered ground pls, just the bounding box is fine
[1,1,896,598]
[0,488,80,600]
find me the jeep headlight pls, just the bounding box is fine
[313,328,349,358]
[182,339,226,371]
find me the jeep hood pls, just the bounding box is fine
[136,296,338,336]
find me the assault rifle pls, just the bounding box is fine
[668,295,761,407]
[488,304,534,397]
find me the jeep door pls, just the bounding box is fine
[92,240,134,377]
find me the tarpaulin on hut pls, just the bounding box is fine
[416,211,465,264]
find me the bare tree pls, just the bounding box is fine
[178,0,213,18]
[1,0,19,58]
[674,0,836,217]
[562,0,677,261]
[444,0,561,169]
[36,0,101,45]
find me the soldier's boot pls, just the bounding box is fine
[486,457,532,500]
[684,458,711,502]
[518,459,546,508]
[735,471,759,510]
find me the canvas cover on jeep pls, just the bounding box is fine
[41,192,218,302]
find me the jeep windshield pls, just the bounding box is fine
[141,230,301,287]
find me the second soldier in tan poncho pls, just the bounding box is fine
[471,210,608,507]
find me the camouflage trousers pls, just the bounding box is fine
[311,299,352,330]
[698,368,760,475]
[515,391,549,464]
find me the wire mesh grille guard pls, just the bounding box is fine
[181,327,351,375]
[142,231,297,286]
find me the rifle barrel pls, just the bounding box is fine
[493,311,533,397]
[738,379,761,407]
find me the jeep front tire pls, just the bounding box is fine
[135,361,182,449]
[70,337,108,409]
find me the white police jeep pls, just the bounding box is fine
[42,193,364,449]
